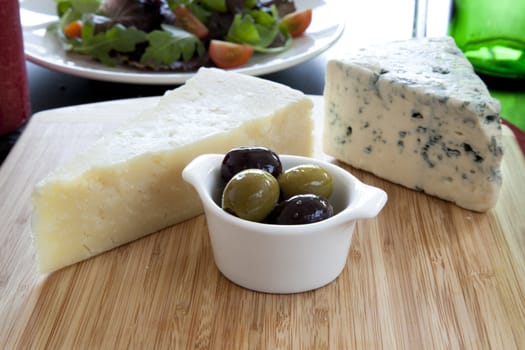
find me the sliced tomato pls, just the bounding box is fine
[174,4,209,40]
[281,8,312,38]
[209,40,254,69]
[63,20,83,39]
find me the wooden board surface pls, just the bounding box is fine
[1,96,524,349]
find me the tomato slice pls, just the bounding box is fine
[174,4,209,40]
[208,40,254,69]
[281,8,312,38]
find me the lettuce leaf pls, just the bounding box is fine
[140,24,205,65]
[72,20,148,66]
[225,5,289,52]
[200,0,227,12]
[54,0,103,15]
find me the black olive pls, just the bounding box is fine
[267,194,334,225]
[221,147,282,181]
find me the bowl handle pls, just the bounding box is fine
[182,154,222,195]
[344,184,388,221]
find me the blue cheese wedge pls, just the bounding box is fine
[323,37,503,212]
[32,68,314,273]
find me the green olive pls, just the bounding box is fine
[221,169,280,222]
[278,164,333,199]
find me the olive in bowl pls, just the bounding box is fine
[182,153,387,294]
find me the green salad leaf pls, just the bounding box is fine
[55,0,103,15]
[226,5,290,53]
[141,24,205,65]
[201,0,227,12]
[226,14,261,45]
[72,20,148,66]
[55,0,73,17]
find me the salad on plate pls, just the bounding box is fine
[48,0,312,72]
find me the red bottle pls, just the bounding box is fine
[0,0,31,135]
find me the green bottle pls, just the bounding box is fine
[448,0,525,79]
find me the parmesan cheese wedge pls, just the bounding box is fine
[32,68,314,273]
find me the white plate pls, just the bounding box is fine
[20,0,344,85]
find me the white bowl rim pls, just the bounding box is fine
[183,153,388,236]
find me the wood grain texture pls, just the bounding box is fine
[1,96,524,349]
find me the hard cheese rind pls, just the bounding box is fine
[32,68,314,273]
[323,37,503,212]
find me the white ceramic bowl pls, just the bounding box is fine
[183,154,387,294]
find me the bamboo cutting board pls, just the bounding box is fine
[1,96,524,349]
